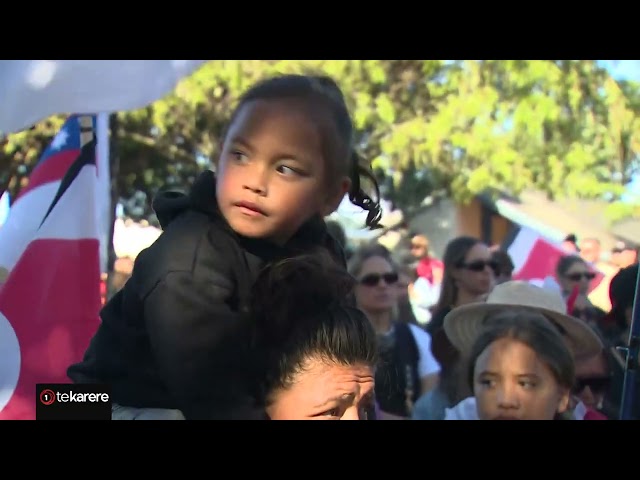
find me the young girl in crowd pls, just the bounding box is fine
[466,311,575,421]
[250,251,378,420]
[68,73,383,420]
[441,281,603,420]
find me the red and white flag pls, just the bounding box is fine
[0,115,103,420]
[504,225,603,293]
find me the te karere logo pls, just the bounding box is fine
[39,388,110,406]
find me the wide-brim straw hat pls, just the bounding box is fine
[443,280,603,359]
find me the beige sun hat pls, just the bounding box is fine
[443,280,603,359]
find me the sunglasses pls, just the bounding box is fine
[459,260,499,274]
[359,272,399,287]
[566,272,596,282]
[572,376,611,394]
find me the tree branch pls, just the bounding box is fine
[118,131,195,164]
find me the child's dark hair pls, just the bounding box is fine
[228,74,383,230]
[250,249,378,403]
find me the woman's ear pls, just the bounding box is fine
[557,388,571,414]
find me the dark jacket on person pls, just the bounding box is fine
[67,170,345,420]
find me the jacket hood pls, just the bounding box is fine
[152,170,219,229]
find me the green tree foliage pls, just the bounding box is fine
[2,60,639,222]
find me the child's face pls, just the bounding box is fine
[216,99,345,245]
[473,338,570,420]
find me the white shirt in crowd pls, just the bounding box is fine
[444,396,591,420]
[410,277,441,326]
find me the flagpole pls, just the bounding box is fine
[619,265,640,420]
[95,112,111,274]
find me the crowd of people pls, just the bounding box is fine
[67,72,638,420]
[332,227,639,420]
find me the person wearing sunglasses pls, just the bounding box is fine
[555,255,604,330]
[556,255,596,299]
[413,236,495,420]
[427,236,497,337]
[568,348,612,420]
[349,245,441,420]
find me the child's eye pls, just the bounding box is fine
[276,164,300,176]
[231,150,248,163]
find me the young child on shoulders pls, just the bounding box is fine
[68,73,382,420]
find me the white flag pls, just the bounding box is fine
[0,60,208,134]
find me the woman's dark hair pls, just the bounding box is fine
[608,263,639,330]
[227,74,383,230]
[467,310,575,394]
[250,249,378,404]
[434,236,482,314]
[425,237,484,406]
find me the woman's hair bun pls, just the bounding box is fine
[250,249,355,342]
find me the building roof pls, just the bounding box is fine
[610,217,640,247]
